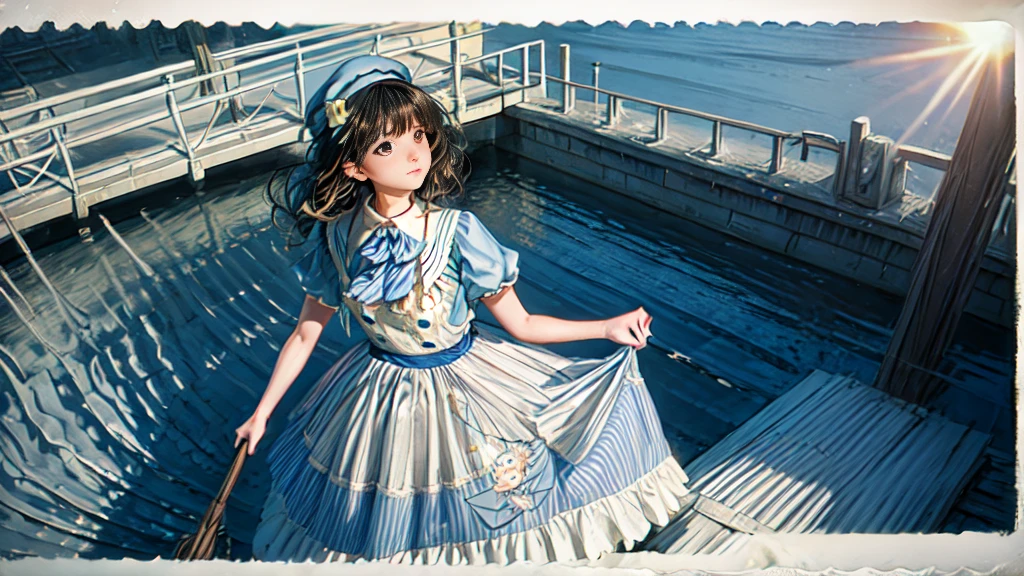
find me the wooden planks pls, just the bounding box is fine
[647,370,991,554]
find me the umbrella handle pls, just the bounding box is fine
[176,440,250,560]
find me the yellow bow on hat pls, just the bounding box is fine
[325,98,350,128]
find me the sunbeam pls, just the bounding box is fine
[854,21,1014,148]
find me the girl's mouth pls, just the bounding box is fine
[408,168,422,175]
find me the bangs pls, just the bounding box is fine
[355,81,441,148]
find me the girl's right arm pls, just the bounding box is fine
[234,295,337,454]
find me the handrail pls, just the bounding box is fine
[212,23,367,59]
[0,60,195,122]
[1,23,509,205]
[544,74,795,139]
[0,24,408,123]
[463,39,542,67]
[379,27,491,59]
[0,25,489,146]
[416,39,542,81]
[895,144,951,172]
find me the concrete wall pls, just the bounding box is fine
[487,106,1014,329]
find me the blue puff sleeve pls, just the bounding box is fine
[290,219,344,309]
[456,211,520,303]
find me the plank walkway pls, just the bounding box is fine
[0,25,530,245]
[646,370,992,555]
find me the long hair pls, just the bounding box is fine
[266,79,470,249]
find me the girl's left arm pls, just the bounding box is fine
[482,285,653,349]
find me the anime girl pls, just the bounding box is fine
[233,54,691,565]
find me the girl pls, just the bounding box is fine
[235,55,691,565]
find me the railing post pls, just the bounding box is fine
[606,95,617,125]
[163,73,205,186]
[844,116,870,196]
[50,127,84,219]
[449,22,464,119]
[769,135,784,174]
[560,44,572,114]
[521,45,530,102]
[294,43,306,122]
[592,61,601,110]
[833,141,847,197]
[538,42,546,100]
[710,120,722,156]
[654,107,669,142]
[372,34,382,55]
[497,52,504,87]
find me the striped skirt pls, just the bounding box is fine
[252,325,690,565]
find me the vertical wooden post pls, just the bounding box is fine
[560,44,572,114]
[538,42,546,100]
[844,116,870,196]
[606,96,618,126]
[449,22,463,119]
[654,107,668,142]
[521,45,530,102]
[592,61,601,110]
[769,135,784,174]
[873,54,1015,405]
[710,120,722,156]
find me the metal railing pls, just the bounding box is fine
[409,34,545,115]
[541,49,1008,209]
[0,24,502,218]
[0,23,422,125]
[543,73,796,175]
[894,144,951,172]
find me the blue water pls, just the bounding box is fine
[0,144,1013,560]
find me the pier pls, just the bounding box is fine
[0,20,1015,562]
[0,21,545,247]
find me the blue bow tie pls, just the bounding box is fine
[344,223,426,305]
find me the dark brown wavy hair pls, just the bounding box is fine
[266,79,470,249]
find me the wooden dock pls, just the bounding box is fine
[645,370,991,555]
[0,22,542,246]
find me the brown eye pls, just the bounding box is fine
[374,141,393,156]
[414,129,425,142]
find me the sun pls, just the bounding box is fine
[957,21,1014,57]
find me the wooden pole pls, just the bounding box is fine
[873,52,1015,405]
[844,116,870,197]
[560,44,572,114]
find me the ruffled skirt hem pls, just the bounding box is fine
[254,456,690,565]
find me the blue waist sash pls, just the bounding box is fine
[368,330,475,368]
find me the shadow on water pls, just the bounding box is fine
[0,145,1014,560]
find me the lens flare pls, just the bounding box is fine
[958,21,1014,57]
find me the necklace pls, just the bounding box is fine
[374,193,416,221]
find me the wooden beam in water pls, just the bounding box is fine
[873,52,1015,405]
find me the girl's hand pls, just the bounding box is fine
[234,413,268,456]
[603,306,653,349]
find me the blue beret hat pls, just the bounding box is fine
[304,55,413,140]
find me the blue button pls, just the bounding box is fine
[417,319,431,329]
[361,314,375,325]
[422,341,437,349]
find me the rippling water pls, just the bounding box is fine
[0,148,1013,560]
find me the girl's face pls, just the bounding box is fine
[343,124,432,199]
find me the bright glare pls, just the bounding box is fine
[958,21,1013,56]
